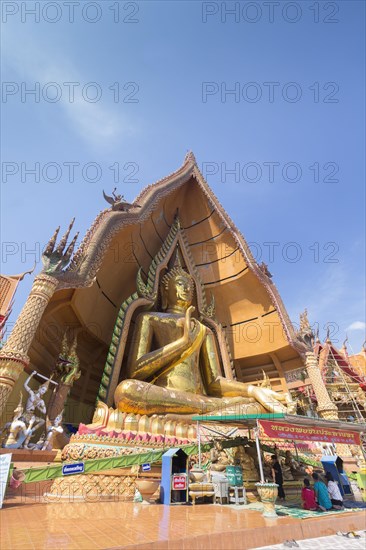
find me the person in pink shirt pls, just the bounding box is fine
[301,478,317,511]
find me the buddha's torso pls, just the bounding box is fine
[146,312,206,395]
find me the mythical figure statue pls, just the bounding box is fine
[1,394,35,449]
[23,371,48,432]
[103,188,141,211]
[41,412,64,451]
[114,267,291,416]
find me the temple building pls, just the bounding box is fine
[0,152,365,464]
[0,153,306,426]
[1,152,365,507]
[285,332,366,423]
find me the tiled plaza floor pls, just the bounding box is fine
[1,498,365,549]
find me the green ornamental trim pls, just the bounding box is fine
[20,442,212,484]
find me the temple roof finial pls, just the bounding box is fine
[325,326,331,344]
[184,151,197,165]
[299,308,311,334]
[341,335,348,356]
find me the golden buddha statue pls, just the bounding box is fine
[113,267,290,417]
[233,445,259,481]
[281,450,306,480]
[210,441,233,471]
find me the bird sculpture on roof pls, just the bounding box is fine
[103,188,141,211]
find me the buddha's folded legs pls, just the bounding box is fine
[115,379,260,415]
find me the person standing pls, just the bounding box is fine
[312,472,332,511]
[325,472,344,509]
[271,454,285,500]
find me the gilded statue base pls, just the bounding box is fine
[44,473,137,502]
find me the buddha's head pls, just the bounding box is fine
[161,267,194,312]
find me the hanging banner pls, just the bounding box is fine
[258,420,361,446]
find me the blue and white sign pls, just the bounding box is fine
[62,462,85,476]
[0,453,12,508]
[141,463,151,472]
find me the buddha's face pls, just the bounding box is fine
[165,274,193,310]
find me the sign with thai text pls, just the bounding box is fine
[172,474,187,490]
[62,462,85,476]
[259,420,361,445]
[226,465,243,486]
[0,453,12,509]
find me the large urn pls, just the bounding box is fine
[135,478,160,503]
[255,482,278,518]
[189,468,205,483]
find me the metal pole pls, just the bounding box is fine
[197,421,201,469]
[255,420,265,483]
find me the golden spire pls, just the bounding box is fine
[340,335,348,357]
[44,226,60,256]
[64,232,79,262]
[55,218,75,254]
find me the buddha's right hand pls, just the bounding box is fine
[182,305,196,345]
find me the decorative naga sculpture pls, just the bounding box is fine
[47,334,81,422]
[114,266,290,416]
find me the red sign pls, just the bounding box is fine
[259,420,361,446]
[172,474,187,490]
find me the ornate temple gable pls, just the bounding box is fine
[56,152,296,346]
[25,152,303,410]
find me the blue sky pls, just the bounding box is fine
[1,0,365,353]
